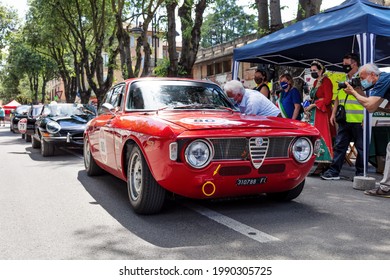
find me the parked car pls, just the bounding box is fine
[10,105,30,135]
[84,78,321,214]
[32,102,96,156]
[20,104,44,142]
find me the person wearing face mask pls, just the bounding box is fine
[344,63,390,197]
[321,53,365,180]
[253,69,271,99]
[277,73,302,120]
[304,60,335,173]
[224,80,280,117]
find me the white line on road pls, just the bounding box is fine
[186,203,280,243]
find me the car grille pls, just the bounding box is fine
[70,132,84,144]
[209,137,294,169]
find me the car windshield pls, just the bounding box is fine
[15,105,30,115]
[30,105,43,117]
[45,103,93,117]
[126,80,237,111]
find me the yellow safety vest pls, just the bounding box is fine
[337,90,364,123]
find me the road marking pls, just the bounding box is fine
[186,203,280,243]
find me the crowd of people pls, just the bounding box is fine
[224,53,390,198]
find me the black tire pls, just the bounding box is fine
[84,136,104,176]
[127,145,165,214]
[25,134,32,142]
[41,138,54,157]
[267,180,305,202]
[31,135,41,149]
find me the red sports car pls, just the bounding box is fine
[84,78,321,214]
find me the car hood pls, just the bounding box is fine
[157,111,315,132]
[48,115,88,130]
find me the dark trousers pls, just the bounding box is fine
[327,122,364,176]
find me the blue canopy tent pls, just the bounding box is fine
[232,0,390,176]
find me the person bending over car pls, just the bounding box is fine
[224,80,281,117]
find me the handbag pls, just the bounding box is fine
[335,95,348,123]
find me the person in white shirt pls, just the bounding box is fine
[224,80,281,117]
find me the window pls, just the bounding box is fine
[110,85,125,108]
[207,64,214,76]
[223,60,231,72]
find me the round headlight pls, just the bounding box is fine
[292,137,313,163]
[184,140,213,169]
[46,121,61,134]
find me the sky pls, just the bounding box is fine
[0,0,28,18]
[2,0,346,21]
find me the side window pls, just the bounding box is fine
[128,84,145,109]
[111,85,125,109]
[102,89,114,105]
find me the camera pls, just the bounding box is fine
[337,77,361,89]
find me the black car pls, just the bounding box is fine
[10,105,30,135]
[31,103,96,156]
[22,105,44,142]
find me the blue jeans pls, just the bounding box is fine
[327,122,364,176]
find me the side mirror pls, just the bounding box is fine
[101,103,115,114]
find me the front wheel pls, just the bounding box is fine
[127,146,165,214]
[266,180,305,202]
[31,135,41,149]
[41,138,54,157]
[84,137,104,176]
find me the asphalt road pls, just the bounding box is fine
[0,124,388,260]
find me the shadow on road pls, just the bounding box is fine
[76,169,326,250]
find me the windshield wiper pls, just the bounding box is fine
[173,104,221,109]
[173,104,235,112]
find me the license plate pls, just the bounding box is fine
[236,177,267,186]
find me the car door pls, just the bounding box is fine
[92,84,126,175]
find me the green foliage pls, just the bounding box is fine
[200,0,257,47]
[153,57,187,77]
[0,4,18,60]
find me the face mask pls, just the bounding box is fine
[342,64,352,73]
[311,72,319,79]
[360,78,373,90]
[280,82,289,90]
[255,78,263,85]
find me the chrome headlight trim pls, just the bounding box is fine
[46,121,61,134]
[291,137,313,163]
[184,139,213,169]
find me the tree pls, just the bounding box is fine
[177,0,208,77]
[0,4,18,61]
[165,0,179,77]
[200,0,257,48]
[4,32,58,104]
[297,0,322,21]
[255,0,269,36]
[269,0,283,32]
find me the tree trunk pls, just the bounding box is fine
[269,0,283,32]
[166,1,178,77]
[113,0,135,79]
[178,0,207,77]
[297,0,322,21]
[255,0,269,36]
